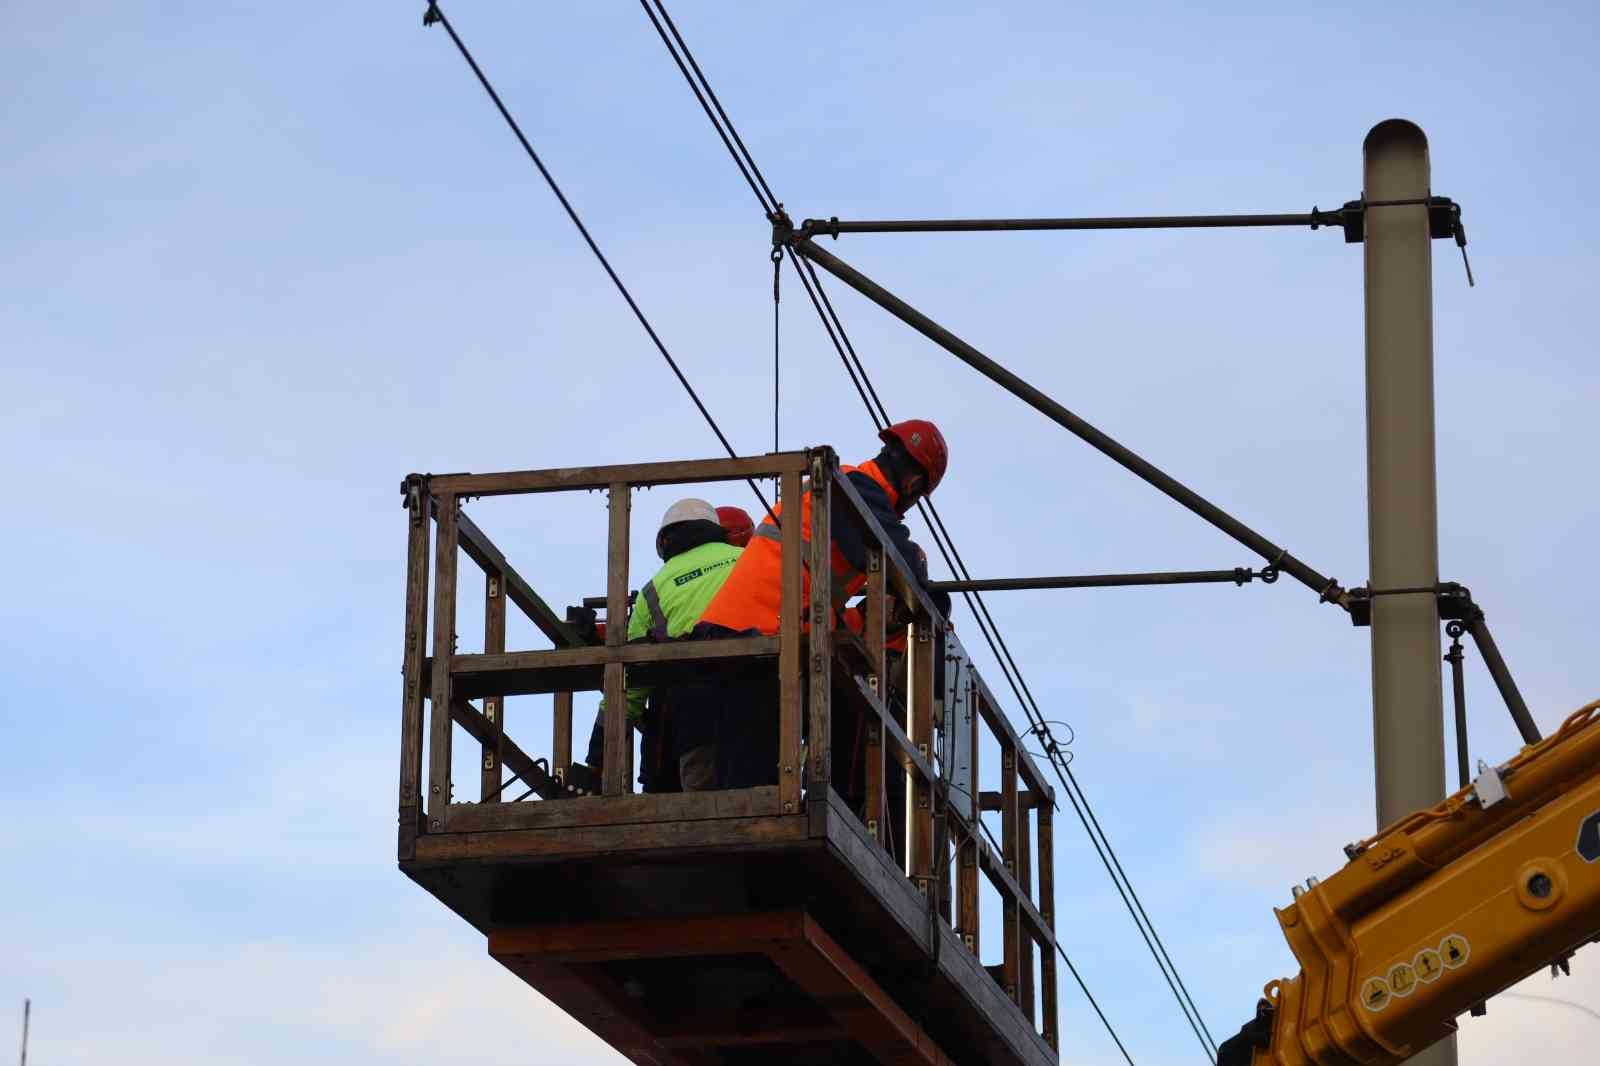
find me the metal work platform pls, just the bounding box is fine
[397,450,1059,1066]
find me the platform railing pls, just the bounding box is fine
[397,448,1058,1046]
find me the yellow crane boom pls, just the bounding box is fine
[1220,700,1600,1065]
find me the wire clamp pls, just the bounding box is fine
[769,205,794,253]
[422,1,442,27]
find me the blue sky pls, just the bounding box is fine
[4,2,1598,1063]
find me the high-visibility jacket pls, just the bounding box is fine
[618,540,741,720]
[699,459,917,636]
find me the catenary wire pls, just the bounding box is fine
[631,3,1201,1060]
[420,1,774,520]
[636,1,772,214]
[792,227,1218,1056]
[1061,942,1139,1066]
[417,2,1213,1056]
[801,259,1219,1060]
[641,0,781,211]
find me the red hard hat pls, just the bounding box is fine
[717,505,755,547]
[879,419,948,492]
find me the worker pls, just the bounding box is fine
[583,497,744,792]
[695,419,954,788]
[716,505,754,548]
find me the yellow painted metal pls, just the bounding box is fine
[1254,701,1600,1065]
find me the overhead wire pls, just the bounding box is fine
[633,5,1190,1063]
[423,1,1210,1058]
[638,0,781,211]
[419,1,775,521]
[789,217,1217,1057]
[799,252,1220,1061]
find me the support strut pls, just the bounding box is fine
[791,236,1349,610]
[1464,614,1541,746]
[1444,622,1470,790]
[930,568,1268,593]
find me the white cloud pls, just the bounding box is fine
[8,929,624,1066]
[1459,963,1600,1064]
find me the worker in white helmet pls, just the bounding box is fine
[584,497,745,791]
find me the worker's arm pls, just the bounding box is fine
[622,591,651,722]
[834,472,952,619]
[596,592,651,727]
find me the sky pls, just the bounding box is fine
[3,1,1598,1063]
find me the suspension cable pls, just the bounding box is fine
[640,0,781,211]
[631,2,1198,1059]
[420,1,774,519]
[635,2,771,214]
[789,202,1217,1056]
[802,261,1220,1060]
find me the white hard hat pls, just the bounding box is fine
[658,497,718,532]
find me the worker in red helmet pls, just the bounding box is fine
[701,419,949,636]
[716,505,755,548]
[694,420,952,788]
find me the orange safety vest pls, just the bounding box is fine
[699,460,899,636]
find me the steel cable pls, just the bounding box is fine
[799,262,1219,1059]
[792,222,1218,1058]
[641,0,781,211]
[420,2,774,520]
[630,3,1185,1061]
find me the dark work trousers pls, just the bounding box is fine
[584,683,720,794]
[689,621,906,842]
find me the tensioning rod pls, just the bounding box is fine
[930,568,1264,593]
[793,237,1347,608]
[802,211,1347,237]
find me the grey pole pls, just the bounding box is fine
[1364,119,1455,1066]
[18,1000,27,1066]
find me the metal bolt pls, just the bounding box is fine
[431,785,440,794]
[1528,872,1554,899]
[783,801,794,812]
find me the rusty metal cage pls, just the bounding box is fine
[397,448,1060,1066]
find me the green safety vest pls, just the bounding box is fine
[618,540,742,720]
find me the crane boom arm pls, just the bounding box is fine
[1221,700,1600,1065]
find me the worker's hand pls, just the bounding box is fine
[889,598,917,628]
[930,588,953,620]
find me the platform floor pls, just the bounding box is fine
[401,786,1055,1066]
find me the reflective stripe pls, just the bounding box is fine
[640,581,669,641]
[752,521,784,544]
